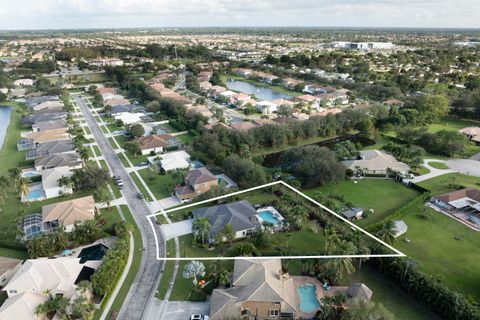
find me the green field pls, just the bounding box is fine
[427,117,480,134]
[395,206,480,299]
[418,173,480,195]
[304,179,420,227]
[138,169,174,199]
[156,239,177,299]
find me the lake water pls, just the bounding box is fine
[0,106,12,150]
[226,79,292,102]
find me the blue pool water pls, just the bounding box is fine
[23,171,40,178]
[27,190,44,201]
[297,283,321,313]
[191,161,204,169]
[258,210,280,225]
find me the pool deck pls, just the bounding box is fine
[292,276,348,318]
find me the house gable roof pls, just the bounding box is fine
[42,195,95,226]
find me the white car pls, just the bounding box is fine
[190,315,209,320]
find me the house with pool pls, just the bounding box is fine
[209,259,374,320]
[191,200,285,242]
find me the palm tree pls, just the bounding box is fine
[57,176,73,194]
[292,205,309,229]
[192,217,212,246]
[19,178,29,206]
[79,148,90,163]
[377,220,396,245]
[324,228,340,255]
[218,269,230,288]
[172,169,185,187]
[34,302,50,320]
[77,280,92,298]
[8,167,21,191]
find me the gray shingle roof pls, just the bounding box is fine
[192,200,259,236]
[35,153,81,169]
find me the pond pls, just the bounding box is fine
[226,79,292,102]
[0,106,12,150]
[261,134,375,168]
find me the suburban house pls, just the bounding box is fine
[113,112,144,125]
[136,134,182,155]
[210,259,297,320]
[109,104,135,116]
[295,94,318,106]
[21,112,67,126]
[27,128,70,144]
[282,78,302,89]
[342,150,410,175]
[155,150,191,172]
[34,153,83,172]
[41,166,74,199]
[0,257,22,288]
[192,200,262,240]
[430,188,480,230]
[26,95,60,109]
[104,98,131,107]
[32,100,64,113]
[459,127,480,144]
[175,167,218,201]
[13,78,34,86]
[26,139,76,160]
[4,257,84,299]
[230,121,258,132]
[31,119,68,133]
[0,291,46,320]
[303,84,330,95]
[256,100,278,115]
[187,104,214,119]
[41,195,96,232]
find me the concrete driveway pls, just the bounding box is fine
[159,196,183,209]
[446,159,480,177]
[146,299,210,320]
[161,219,193,240]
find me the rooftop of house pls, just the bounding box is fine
[342,149,410,173]
[42,195,95,226]
[27,128,70,144]
[185,167,217,186]
[210,259,297,319]
[41,166,73,191]
[136,134,177,150]
[31,119,68,132]
[0,292,46,320]
[35,152,81,169]
[434,188,480,204]
[192,200,259,236]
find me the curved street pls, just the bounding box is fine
[74,94,165,320]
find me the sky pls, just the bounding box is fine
[0,0,479,30]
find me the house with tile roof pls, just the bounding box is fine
[175,167,218,201]
[41,195,96,232]
[0,292,46,320]
[27,128,70,144]
[210,259,297,320]
[136,134,182,155]
[26,139,76,160]
[31,119,68,133]
[342,150,410,175]
[41,166,74,200]
[34,153,83,172]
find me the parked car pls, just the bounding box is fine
[137,192,144,199]
[190,315,209,320]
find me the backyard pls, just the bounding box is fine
[304,179,420,227]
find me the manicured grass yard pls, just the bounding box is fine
[156,239,176,299]
[418,173,480,195]
[138,169,174,199]
[304,179,420,227]
[427,117,480,134]
[427,161,449,170]
[395,206,480,300]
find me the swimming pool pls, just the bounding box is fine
[22,170,40,178]
[191,161,204,169]
[78,244,109,263]
[297,283,321,313]
[258,210,280,225]
[27,190,44,201]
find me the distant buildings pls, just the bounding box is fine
[329,41,395,50]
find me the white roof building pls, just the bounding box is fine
[42,166,73,199]
[393,220,408,238]
[14,79,34,86]
[158,150,191,172]
[4,257,83,299]
[342,150,410,175]
[256,100,278,115]
[114,112,144,125]
[0,292,46,320]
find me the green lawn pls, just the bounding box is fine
[177,133,195,146]
[395,206,480,300]
[156,239,176,299]
[418,173,480,195]
[304,179,420,227]
[169,260,209,302]
[427,117,480,134]
[0,247,28,260]
[342,266,441,320]
[105,205,143,318]
[138,169,174,199]
[427,161,449,170]
[129,172,153,202]
[99,206,123,233]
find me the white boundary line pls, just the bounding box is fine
[147,181,407,260]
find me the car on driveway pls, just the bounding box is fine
[190,315,209,320]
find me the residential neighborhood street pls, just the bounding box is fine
[75,94,166,320]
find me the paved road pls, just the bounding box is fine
[75,95,165,320]
[410,159,455,183]
[146,300,210,320]
[446,159,480,177]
